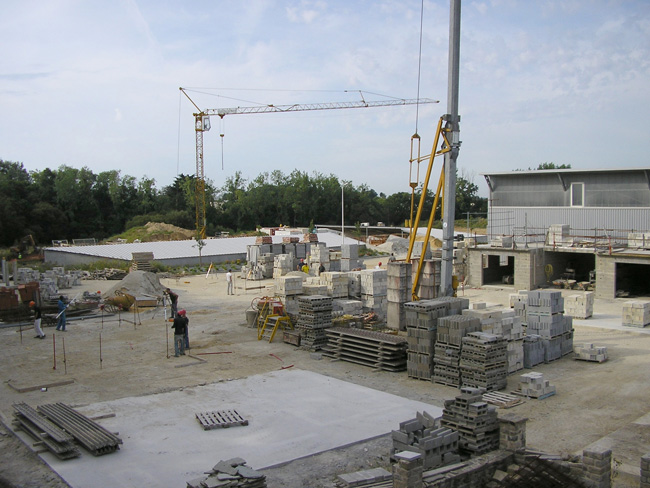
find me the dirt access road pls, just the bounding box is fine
[1,262,649,487]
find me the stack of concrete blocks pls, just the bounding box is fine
[547,223,573,247]
[489,235,513,248]
[332,299,363,318]
[360,269,387,319]
[390,411,460,470]
[526,290,573,362]
[302,281,328,296]
[564,292,594,319]
[297,295,332,351]
[329,250,341,272]
[387,262,412,331]
[257,253,274,278]
[309,243,330,273]
[628,232,650,249]
[274,275,303,315]
[433,314,481,387]
[523,335,545,368]
[460,332,508,391]
[411,241,432,260]
[320,272,349,299]
[272,254,294,278]
[340,244,362,272]
[412,259,440,300]
[509,292,528,326]
[68,270,83,286]
[347,271,361,298]
[622,301,650,327]
[518,372,555,398]
[39,278,58,300]
[440,387,500,454]
[15,268,40,285]
[405,299,452,380]
[573,343,608,363]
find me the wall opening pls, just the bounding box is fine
[616,263,650,298]
[545,252,596,284]
[482,254,515,286]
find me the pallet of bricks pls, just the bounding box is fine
[440,387,500,454]
[320,272,348,298]
[564,292,594,319]
[622,300,650,328]
[459,332,508,391]
[404,299,452,381]
[274,275,303,316]
[323,327,408,372]
[296,295,332,351]
[525,290,574,362]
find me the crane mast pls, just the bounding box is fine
[180,88,438,239]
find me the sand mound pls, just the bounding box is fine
[104,270,166,298]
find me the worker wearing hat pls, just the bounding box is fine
[375,262,382,269]
[29,301,45,339]
[171,309,189,357]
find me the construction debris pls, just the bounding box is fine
[104,270,166,299]
[187,458,266,488]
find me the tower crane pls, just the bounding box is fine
[179,87,438,239]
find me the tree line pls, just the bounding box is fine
[0,160,487,247]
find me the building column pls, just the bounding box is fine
[582,448,611,488]
[392,451,423,488]
[498,413,528,451]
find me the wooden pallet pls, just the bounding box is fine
[195,409,248,430]
[510,389,556,400]
[482,391,525,409]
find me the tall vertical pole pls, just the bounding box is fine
[440,0,462,296]
[341,186,345,246]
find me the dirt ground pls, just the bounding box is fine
[1,259,649,487]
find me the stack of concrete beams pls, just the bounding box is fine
[323,327,407,371]
[433,315,481,387]
[332,299,363,317]
[523,335,545,368]
[574,343,608,363]
[272,254,294,278]
[341,244,362,271]
[518,372,556,398]
[412,259,440,300]
[564,292,594,319]
[460,332,508,391]
[386,262,412,331]
[187,458,267,488]
[12,403,80,459]
[405,299,452,380]
[441,387,499,454]
[297,295,333,351]
[622,301,650,328]
[347,271,361,298]
[525,290,573,362]
[390,411,460,470]
[320,272,349,298]
[360,269,387,319]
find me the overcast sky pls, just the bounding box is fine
[1,0,649,198]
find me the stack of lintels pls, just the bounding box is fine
[323,327,408,371]
[518,372,556,398]
[390,411,460,470]
[341,244,362,271]
[526,290,574,361]
[411,259,440,300]
[564,292,594,319]
[332,298,362,318]
[297,295,332,351]
[573,343,608,363]
[440,387,499,454]
[187,458,266,488]
[347,270,361,298]
[434,312,480,388]
[622,300,650,328]
[12,403,80,459]
[386,262,412,331]
[321,271,349,298]
[272,254,294,278]
[37,402,122,455]
[274,275,303,315]
[460,332,507,391]
[360,269,387,319]
[462,304,524,374]
[404,299,451,381]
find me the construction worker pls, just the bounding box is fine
[375,262,382,269]
[226,269,233,295]
[171,310,188,357]
[29,301,45,339]
[56,296,67,331]
[166,288,178,318]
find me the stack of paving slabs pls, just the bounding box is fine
[525,290,573,362]
[297,295,332,351]
[386,262,412,331]
[440,387,500,455]
[573,343,608,363]
[12,403,80,460]
[433,315,481,387]
[320,271,349,298]
[404,299,453,381]
[272,254,294,278]
[323,327,408,372]
[187,458,266,488]
[564,292,594,319]
[390,411,460,470]
[460,332,508,391]
[622,300,650,327]
[412,259,441,300]
[360,269,388,319]
[516,372,556,399]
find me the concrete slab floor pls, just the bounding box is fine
[21,369,441,488]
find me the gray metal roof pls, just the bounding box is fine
[42,230,361,261]
[481,167,650,177]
